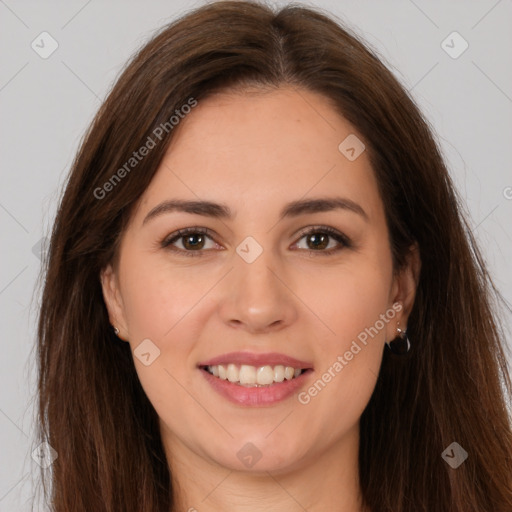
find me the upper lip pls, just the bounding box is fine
[198,351,313,369]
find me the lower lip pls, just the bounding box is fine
[199,368,313,406]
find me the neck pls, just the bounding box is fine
[162,423,367,512]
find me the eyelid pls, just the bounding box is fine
[160,227,219,256]
[160,225,351,256]
[293,225,350,244]
[291,225,351,254]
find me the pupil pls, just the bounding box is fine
[309,233,327,250]
[184,234,204,250]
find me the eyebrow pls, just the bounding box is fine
[142,196,369,225]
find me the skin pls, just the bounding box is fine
[101,86,421,512]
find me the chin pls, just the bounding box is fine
[205,435,309,474]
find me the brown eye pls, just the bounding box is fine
[181,233,206,250]
[161,227,217,257]
[161,225,351,258]
[305,232,330,250]
[293,226,351,256]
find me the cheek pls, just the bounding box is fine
[119,254,203,341]
[120,264,201,432]
[303,253,392,347]
[296,252,392,427]
[118,254,211,396]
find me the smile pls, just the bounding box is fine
[197,351,314,406]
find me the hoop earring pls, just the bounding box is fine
[386,323,411,355]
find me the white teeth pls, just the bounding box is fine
[274,365,285,382]
[205,364,305,386]
[239,365,256,385]
[256,366,275,385]
[227,363,238,383]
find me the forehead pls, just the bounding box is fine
[134,86,382,224]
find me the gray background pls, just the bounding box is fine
[1,0,511,509]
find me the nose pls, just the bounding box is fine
[218,247,298,334]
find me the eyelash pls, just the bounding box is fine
[160,226,352,258]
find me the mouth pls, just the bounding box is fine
[197,353,314,406]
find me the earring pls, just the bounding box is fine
[113,326,120,336]
[386,322,411,355]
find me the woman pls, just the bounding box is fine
[35,1,512,510]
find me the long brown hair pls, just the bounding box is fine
[35,1,512,510]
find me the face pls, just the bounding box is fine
[101,86,419,476]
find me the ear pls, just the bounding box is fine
[100,264,129,340]
[386,242,421,340]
